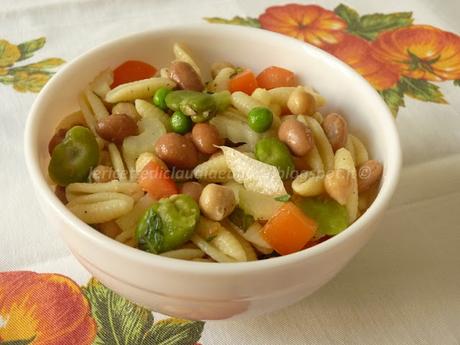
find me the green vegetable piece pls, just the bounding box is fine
[165,90,217,119]
[229,207,254,231]
[255,137,294,179]
[212,90,231,112]
[136,194,200,254]
[274,194,291,202]
[170,111,193,134]
[248,107,273,133]
[296,197,349,235]
[48,126,99,186]
[153,86,171,110]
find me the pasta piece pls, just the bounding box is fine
[226,226,257,261]
[173,43,202,77]
[123,147,136,182]
[192,258,214,263]
[207,67,235,92]
[78,93,99,137]
[193,154,232,182]
[160,248,204,260]
[269,86,326,108]
[115,194,155,236]
[231,91,264,115]
[210,224,247,262]
[98,221,122,239]
[159,67,170,79]
[84,88,109,121]
[300,116,335,171]
[115,230,133,243]
[334,148,358,222]
[191,235,235,263]
[134,99,171,130]
[105,77,176,103]
[344,136,357,164]
[305,146,324,172]
[350,134,369,166]
[56,111,86,131]
[226,221,272,250]
[67,192,134,224]
[108,143,128,182]
[312,111,324,124]
[89,68,113,98]
[253,243,274,255]
[292,171,325,197]
[251,88,272,106]
[66,181,141,201]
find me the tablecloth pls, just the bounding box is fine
[1,0,459,344]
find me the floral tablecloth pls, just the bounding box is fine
[1,1,459,344]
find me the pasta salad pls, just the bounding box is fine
[47,43,383,263]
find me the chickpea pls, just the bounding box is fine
[48,128,67,155]
[199,183,236,221]
[192,123,223,155]
[155,133,199,169]
[278,118,314,157]
[324,169,353,205]
[112,102,140,120]
[322,113,348,152]
[287,87,316,115]
[91,165,116,183]
[211,61,235,78]
[357,160,383,192]
[169,61,204,91]
[96,114,138,144]
[180,181,204,202]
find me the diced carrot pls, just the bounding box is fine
[262,202,317,255]
[256,66,297,90]
[229,69,258,94]
[137,161,178,199]
[111,60,157,88]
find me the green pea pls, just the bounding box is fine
[295,197,349,235]
[153,87,171,110]
[48,126,100,186]
[170,111,193,134]
[136,194,200,254]
[248,107,273,133]
[255,137,294,179]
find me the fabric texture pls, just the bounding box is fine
[0,1,459,344]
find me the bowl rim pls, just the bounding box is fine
[24,23,402,275]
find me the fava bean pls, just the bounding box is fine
[255,137,294,179]
[48,126,100,186]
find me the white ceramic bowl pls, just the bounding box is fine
[25,24,401,320]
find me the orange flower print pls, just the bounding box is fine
[259,4,347,47]
[325,34,400,90]
[371,25,460,81]
[0,271,96,345]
